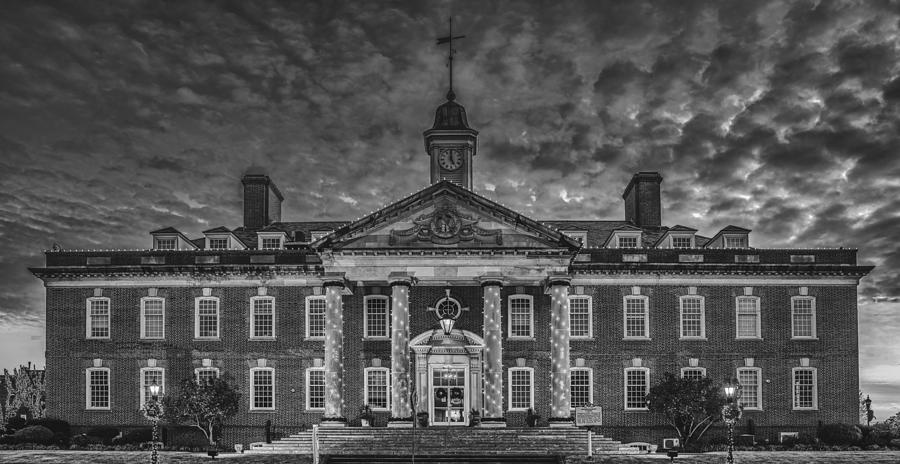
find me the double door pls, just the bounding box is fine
[430,364,468,425]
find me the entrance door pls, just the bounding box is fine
[430,364,468,425]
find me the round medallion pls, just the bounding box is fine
[431,208,461,239]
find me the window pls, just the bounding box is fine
[140,367,165,407]
[680,368,706,381]
[623,296,649,339]
[195,297,220,339]
[570,368,593,408]
[208,238,228,249]
[250,297,275,339]
[724,235,747,248]
[618,236,638,248]
[791,297,816,339]
[736,296,761,339]
[672,236,692,248]
[305,296,326,339]
[364,296,390,338]
[251,368,275,410]
[569,296,592,338]
[737,367,762,410]
[624,368,649,410]
[563,231,588,247]
[365,367,390,411]
[141,297,165,339]
[195,367,220,385]
[261,237,282,250]
[86,298,111,339]
[508,367,534,410]
[86,368,110,410]
[792,368,817,410]
[508,295,533,338]
[306,367,325,410]
[679,296,705,339]
[155,237,176,250]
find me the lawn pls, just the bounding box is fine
[1,450,900,463]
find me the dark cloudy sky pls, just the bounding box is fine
[1,0,899,417]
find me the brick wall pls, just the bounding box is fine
[45,280,859,444]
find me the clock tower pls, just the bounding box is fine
[424,89,478,189]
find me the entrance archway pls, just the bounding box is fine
[411,329,484,426]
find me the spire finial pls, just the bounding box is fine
[436,16,465,100]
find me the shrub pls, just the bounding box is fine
[26,418,70,446]
[84,426,119,445]
[818,423,863,445]
[10,425,54,445]
[4,417,26,434]
[114,428,153,445]
[891,438,900,448]
[165,427,208,449]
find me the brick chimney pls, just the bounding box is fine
[622,172,663,228]
[242,171,284,229]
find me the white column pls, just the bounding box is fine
[390,275,413,421]
[549,276,573,425]
[323,278,346,424]
[481,279,505,425]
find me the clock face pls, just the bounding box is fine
[438,148,463,171]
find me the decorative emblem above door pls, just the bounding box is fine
[389,201,502,245]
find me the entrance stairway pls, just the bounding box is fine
[248,427,639,457]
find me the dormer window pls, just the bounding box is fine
[618,236,638,248]
[672,236,693,249]
[261,237,282,250]
[724,235,748,248]
[208,238,228,250]
[155,237,176,250]
[562,231,588,247]
[257,231,287,250]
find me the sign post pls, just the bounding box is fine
[575,406,603,459]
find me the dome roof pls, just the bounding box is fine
[431,90,471,130]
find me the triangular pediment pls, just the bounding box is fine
[311,181,580,251]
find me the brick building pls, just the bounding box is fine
[31,90,872,445]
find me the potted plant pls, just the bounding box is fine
[469,408,481,427]
[359,404,374,427]
[526,408,540,427]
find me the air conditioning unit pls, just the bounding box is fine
[662,438,680,450]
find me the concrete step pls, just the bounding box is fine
[247,427,631,456]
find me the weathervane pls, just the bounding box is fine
[436,16,465,100]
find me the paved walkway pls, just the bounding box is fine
[1,450,900,463]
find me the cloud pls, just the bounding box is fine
[0,1,898,404]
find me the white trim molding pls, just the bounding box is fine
[250,366,276,411]
[568,295,593,339]
[363,295,391,339]
[363,366,391,411]
[508,366,535,411]
[507,294,534,339]
[249,295,276,340]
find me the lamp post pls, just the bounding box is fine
[864,395,873,426]
[721,379,742,464]
[141,381,163,464]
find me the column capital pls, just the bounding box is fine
[544,274,572,293]
[478,272,506,287]
[388,272,416,287]
[322,274,353,294]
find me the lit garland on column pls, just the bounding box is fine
[323,282,345,421]
[390,281,411,419]
[549,281,571,420]
[482,282,504,419]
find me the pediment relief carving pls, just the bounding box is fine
[389,201,501,246]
